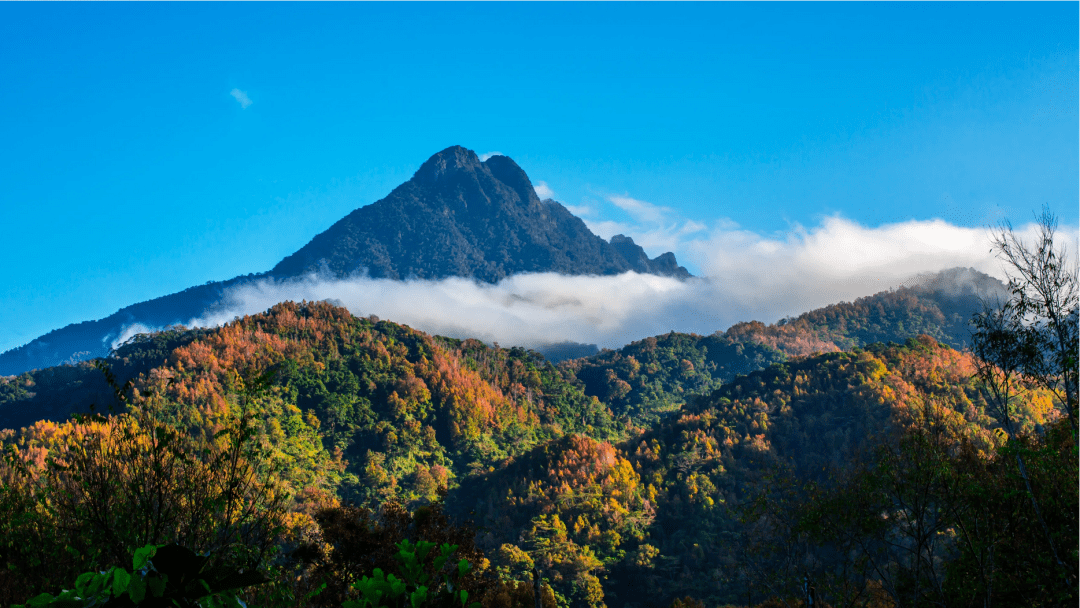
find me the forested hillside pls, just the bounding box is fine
[1,257,1073,608]
[456,336,1061,607]
[0,268,998,437]
[559,267,1003,426]
[136,302,620,505]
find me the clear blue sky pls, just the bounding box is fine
[1,2,1077,353]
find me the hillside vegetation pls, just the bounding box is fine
[559,267,1001,426]
[0,265,1072,608]
[458,336,1060,606]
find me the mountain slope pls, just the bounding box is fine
[456,336,1059,607]
[3,301,621,507]
[1,146,688,376]
[561,267,1006,426]
[272,146,690,281]
[2,267,1007,434]
[4,298,1062,608]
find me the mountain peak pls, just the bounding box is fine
[412,145,483,183]
[272,146,693,282]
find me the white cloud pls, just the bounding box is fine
[608,195,673,224]
[585,198,706,254]
[479,151,502,162]
[177,217,1071,353]
[581,219,635,241]
[190,272,692,351]
[681,216,1011,319]
[562,203,595,217]
[630,220,708,253]
[587,194,707,255]
[230,89,252,109]
[106,323,162,351]
[533,181,557,200]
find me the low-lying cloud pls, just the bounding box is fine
[107,323,158,351]
[173,216,1075,352]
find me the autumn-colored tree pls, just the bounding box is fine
[0,370,289,605]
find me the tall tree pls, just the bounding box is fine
[970,206,1078,596]
[976,206,1078,435]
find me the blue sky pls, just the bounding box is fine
[1,2,1077,353]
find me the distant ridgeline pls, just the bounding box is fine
[1,267,1004,434]
[0,145,687,376]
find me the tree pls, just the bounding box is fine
[975,206,1078,435]
[0,368,288,605]
[970,206,1079,596]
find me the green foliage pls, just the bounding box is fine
[455,434,650,608]
[561,332,785,427]
[343,540,480,608]
[593,337,1052,606]
[556,269,1000,434]
[791,411,1077,607]
[293,496,493,608]
[116,302,621,509]
[13,543,265,608]
[736,267,1000,356]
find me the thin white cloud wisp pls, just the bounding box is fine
[533,181,557,200]
[230,89,253,109]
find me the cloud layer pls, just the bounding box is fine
[170,216,1075,352]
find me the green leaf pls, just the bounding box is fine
[90,571,112,597]
[133,545,158,571]
[75,572,96,597]
[306,582,327,600]
[24,592,56,607]
[409,586,428,608]
[112,568,131,597]
[127,576,147,604]
[147,574,167,598]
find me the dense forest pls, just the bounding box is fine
[0,243,1075,608]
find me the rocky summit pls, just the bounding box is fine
[272,145,691,281]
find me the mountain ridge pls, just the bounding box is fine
[271,146,690,281]
[1,146,688,376]
[0,267,1006,433]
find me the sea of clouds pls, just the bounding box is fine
[164,213,1075,352]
